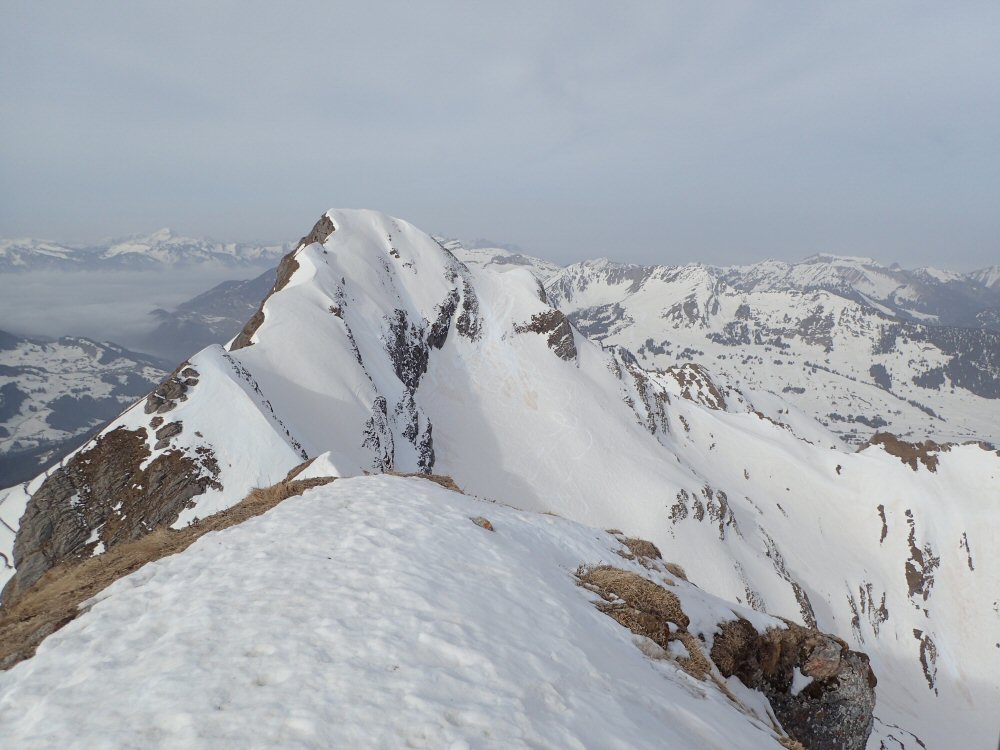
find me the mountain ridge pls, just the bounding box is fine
[0,210,996,748]
[0,231,289,271]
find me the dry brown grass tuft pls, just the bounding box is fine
[617,536,662,561]
[778,737,807,750]
[283,456,318,481]
[664,561,688,581]
[710,618,759,677]
[578,565,688,627]
[0,475,335,671]
[577,565,711,680]
[386,471,463,493]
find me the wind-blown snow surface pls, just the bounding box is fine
[2,210,998,748]
[0,475,792,750]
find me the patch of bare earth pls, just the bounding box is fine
[0,473,335,671]
[385,470,463,493]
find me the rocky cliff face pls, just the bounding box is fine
[579,560,876,749]
[1,418,220,605]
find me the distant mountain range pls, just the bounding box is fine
[141,268,278,363]
[0,229,289,271]
[717,254,1000,330]
[2,233,997,483]
[543,255,1000,446]
[0,331,167,485]
[1,211,995,749]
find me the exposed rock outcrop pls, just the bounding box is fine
[296,214,336,249]
[144,364,199,414]
[664,362,727,410]
[515,310,577,361]
[711,618,876,750]
[2,426,221,606]
[579,564,876,750]
[863,432,944,472]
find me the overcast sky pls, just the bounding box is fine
[2,2,998,268]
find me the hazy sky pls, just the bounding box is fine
[2,2,998,268]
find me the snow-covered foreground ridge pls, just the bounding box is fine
[1,209,998,748]
[0,474,865,750]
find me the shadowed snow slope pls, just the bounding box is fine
[1,210,997,748]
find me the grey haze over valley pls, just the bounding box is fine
[2,3,999,268]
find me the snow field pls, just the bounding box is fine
[0,475,791,749]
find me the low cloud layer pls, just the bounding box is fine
[0,267,267,350]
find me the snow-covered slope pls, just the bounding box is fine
[547,258,1000,446]
[0,474,853,749]
[1,210,997,748]
[721,254,1000,329]
[0,230,288,271]
[0,331,167,486]
[442,236,563,282]
[968,265,1000,289]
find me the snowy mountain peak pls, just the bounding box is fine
[149,227,174,241]
[801,252,883,267]
[968,265,1000,288]
[0,209,997,748]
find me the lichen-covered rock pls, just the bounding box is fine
[712,618,877,750]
